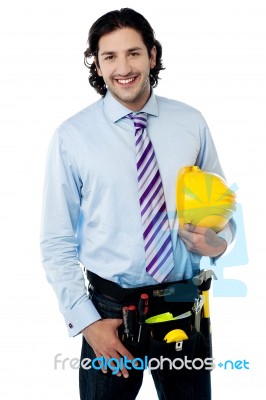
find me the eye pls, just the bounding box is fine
[104,55,115,61]
[129,52,140,57]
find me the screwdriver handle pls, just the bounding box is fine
[138,293,149,324]
[128,305,137,341]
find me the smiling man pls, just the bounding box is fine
[40,8,234,400]
[95,28,156,111]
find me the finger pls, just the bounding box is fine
[94,350,109,374]
[120,366,129,378]
[116,342,135,362]
[184,223,195,232]
[185,224,215,236]
[184,224,208,235]
[178,228,194,241]
[95,350,124,377]
[107,350,130,378]
[179,235,203,254]
[105,356,123,378]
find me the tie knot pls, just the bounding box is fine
[127,112,148,130]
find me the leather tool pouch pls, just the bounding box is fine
[145,314,211,365]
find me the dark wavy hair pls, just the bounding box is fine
[84,8,165,96]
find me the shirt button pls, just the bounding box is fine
[69,323,73,329]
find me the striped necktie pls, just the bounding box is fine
[128,112,174,283]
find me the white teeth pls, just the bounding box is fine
[117,78,135,84]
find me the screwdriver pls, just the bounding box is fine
[122,306,129,340]
[127,305,137,341]
[137,293,149,342]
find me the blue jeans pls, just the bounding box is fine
[79,292,211,400]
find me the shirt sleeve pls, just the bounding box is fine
[216,219,236,246]
[40,127,101,337]
[196,114,226,179]
[211,218,237,263]
[196,114,236,250]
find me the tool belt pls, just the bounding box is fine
[87,270,199,304]
[87,270,213,361]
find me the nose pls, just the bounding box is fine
[116,55,132,76]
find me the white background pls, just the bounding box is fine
[0,0,265,398]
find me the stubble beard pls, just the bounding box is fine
[107,75,150,109]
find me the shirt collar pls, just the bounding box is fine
[103,89,159,123]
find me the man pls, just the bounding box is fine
[40,8,234,400]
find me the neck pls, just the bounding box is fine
[109,85,151,112]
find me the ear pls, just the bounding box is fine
[150,46,157,69]
[94,56,103,77]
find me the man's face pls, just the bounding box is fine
[95,27,157,111]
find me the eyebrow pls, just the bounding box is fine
[100,47,143,57]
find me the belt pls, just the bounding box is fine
[86,270,199,304]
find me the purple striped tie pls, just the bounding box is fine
[128,112,174,283]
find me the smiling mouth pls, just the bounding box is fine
[115,77,137,85]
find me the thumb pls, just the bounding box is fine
[111,318,123,328]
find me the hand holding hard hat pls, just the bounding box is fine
[176,166,236,233]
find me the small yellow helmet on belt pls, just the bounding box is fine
[176,166,236,232]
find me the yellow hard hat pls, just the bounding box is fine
[176,166,236,232]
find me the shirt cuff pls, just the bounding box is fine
[216,224,233,246]
[64,297,102,337]
[210,222,235,264]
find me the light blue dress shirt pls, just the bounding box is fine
[40,90,230,336]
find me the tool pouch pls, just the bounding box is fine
[146,314,210,365]
[198,317,212,359]
[149,330,208,364]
